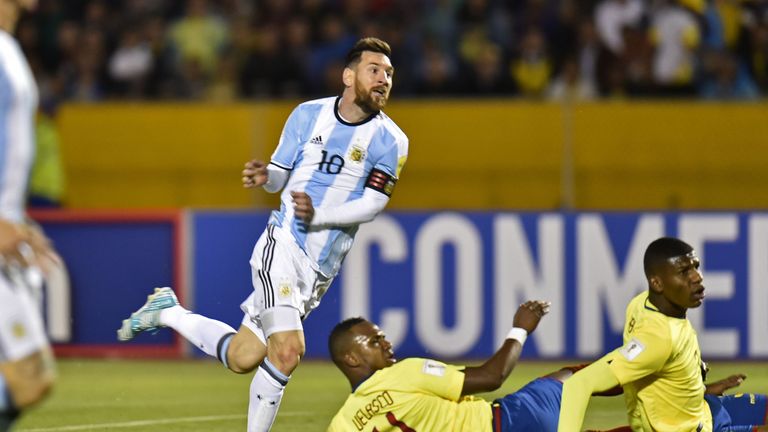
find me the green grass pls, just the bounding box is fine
[14,359,768,431]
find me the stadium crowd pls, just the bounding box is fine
[16,0,768,104]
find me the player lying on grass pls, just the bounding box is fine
[327,300,553,431]
[588,369,768,432]
[559,237,768,432]
[326,302,766,432]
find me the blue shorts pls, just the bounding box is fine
[706,393,768,432]
[492,377,562,432]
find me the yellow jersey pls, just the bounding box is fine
[327,358,493,432]
[607,292,711,432]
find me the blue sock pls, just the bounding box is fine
[0,373,19,428]
[0,373,10,412]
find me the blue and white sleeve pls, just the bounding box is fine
[270,105,304,170]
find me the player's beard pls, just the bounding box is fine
[354,79,388,114]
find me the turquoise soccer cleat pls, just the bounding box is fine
[117,287,179,341]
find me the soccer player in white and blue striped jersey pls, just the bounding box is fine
[118,37,408,431]
[0,1,58,430]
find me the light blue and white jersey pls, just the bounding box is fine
[0,30,37,223]
[268,96,408,277]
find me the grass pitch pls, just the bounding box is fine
[15,359,768,431]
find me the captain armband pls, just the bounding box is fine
[365,168,397,197]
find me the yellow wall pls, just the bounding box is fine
[59,103,284,208]
[57,100,768,210]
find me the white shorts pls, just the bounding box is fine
[240,225,332,340]
[0,272,48,362]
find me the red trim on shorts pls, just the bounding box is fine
[492,403,502,432]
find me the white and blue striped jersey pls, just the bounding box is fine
[268,96,408,277]
[0,30,37,223]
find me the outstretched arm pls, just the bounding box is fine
[705,373,746,395]
[558,355,621,432]
[460,300,551,395]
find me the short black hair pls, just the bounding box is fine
[643,237,694,278]
[345,37,392,68]
[328,317,367,365]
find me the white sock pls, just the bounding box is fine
[160,306,236,358]
[248,359,289,432]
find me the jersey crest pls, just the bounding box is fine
[349,145,366,163]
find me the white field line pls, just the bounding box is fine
[19,410,315,431]
[18,414,246,431]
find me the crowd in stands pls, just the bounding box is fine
[17,0,768,104]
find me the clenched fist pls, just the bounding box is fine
[242,160,268,188]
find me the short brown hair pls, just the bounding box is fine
[328,317,367,365]
[345,37,392,67]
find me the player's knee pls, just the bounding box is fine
[226,342,264,374]
[268,339,305,375]
[224,326,269,374]
[13,371,55,409]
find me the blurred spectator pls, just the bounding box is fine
[548,0,583,72]
[699,49,760,99]
[623,22,654,95]
[547,56,598,101]
[750,17,768,92]
[282,16,311,96]
[462,41,515,95]
[575,19,601,95]
[241,24,283,97]
[648,0,701,95]
[703,0,743,51]
[167,0,229,82]
[308,13,356,94]
[142,15,176,98]
[63,26,107,101]
[10,0,765,100]
[28,104,65,208]
[173,58,207,99]
[595,0,645,55]
[207,49,239,102]
[511,27,552,98]
[594,0,645,95]
[421,0,459,55]
[414,39,457,95]
[456,0,510,46]
[108,24,153,97]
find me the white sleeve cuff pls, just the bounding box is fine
[264,163,289,193]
